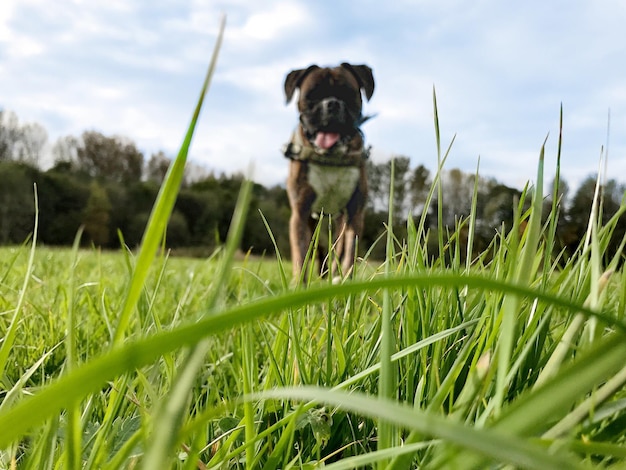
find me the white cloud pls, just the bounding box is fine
[239,2,308,41]
[175,0,310,49]
[1,0,626,195]
[0,1,16,42]
[216,62,287,98]
[0,1,46,58]
[8,35,44,58]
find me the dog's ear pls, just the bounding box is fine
[284,65,320,104]
[340,63,375,101]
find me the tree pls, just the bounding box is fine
[366,155,412,215]
[83,181,112,246]
[0,110,23,162]
[409,164,431,212]
[243,183,290,255]
[166,210,191,248]
[107,181,160,248]
[480,182,520,235]
[437,168,475,228]
[14,122,47,166]
[146,151,171,184]
[566,176,598,242]
[392,156,411,219]
[175,189,219,246]
[76,131,144,183]
[52,135,80,168]
[38,170,90,245]
[548,176,569,207]
[366,159,389,211]
[0,162,36,243]
[564,175,626,260]
[0,112,48,166]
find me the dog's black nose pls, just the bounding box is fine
[322,97,343,115]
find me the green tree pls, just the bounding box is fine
[243,183,290,255]
[565,175,626,261]
[146,151,171,184]
[51,135,80,168]
[83,181,112,246]
[175,189,219,246]
[392,156,411,219]
[366,159,386,211]
[481,182,520,232]
[38,169,90,245]
[0,162,36,243]
[76,131,144,183]
[565,176,599,247]
[409,164,431,212]
[125,212,151,248]
[366,156,412,216]
[438,168,474,228]
[166,210,191,248]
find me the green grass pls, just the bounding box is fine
[2,18,626,470]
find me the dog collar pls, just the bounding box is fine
[282,128,370,167]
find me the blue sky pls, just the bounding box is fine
[1,0,625,192]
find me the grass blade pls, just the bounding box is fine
[439,330,626,468]
[255,387,587,470]
[494,139,545,415]
[378,158,397,466]
[0,273,613,448]
[112,14,225,346]
[139,15,229,469]
[0,185,39,377]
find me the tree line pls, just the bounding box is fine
[1,108,625,262]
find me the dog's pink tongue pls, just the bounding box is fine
[314,132,340,150]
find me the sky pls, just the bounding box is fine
[1,0,626,193]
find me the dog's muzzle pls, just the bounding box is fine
[318,97,346,125]
[300,98,358,136]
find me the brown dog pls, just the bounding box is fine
[283,63,375,281]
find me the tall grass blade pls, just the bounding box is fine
[542,105,563,282]
[0,185,39,378]
[439,330,626,468]
[494,139,545,415]
[112,15,225,346]
[64,228,85,470]
[0,273,614,448]
[140,15,232,469]
[433,87,445,261]
[256,387,586,470]
[378,158,397,467]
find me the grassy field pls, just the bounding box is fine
[2,169,626,470]
[3,18,626,470]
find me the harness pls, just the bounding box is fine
[282,114,374,167]
[282,114,374,216]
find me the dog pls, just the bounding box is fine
[283,63,375,281]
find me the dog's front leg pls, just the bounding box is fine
[330,213,347,279]
[340,211,364,279]
[289,211,311,278]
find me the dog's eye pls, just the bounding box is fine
[335,85,358,101]
[304,91,322,103]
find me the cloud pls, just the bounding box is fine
[237,2,308,41]
[1,0,625,195]
[0,1,45,58]
[0,0,17,42]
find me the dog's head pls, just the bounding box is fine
[284,63,374,151]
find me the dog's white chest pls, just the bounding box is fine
[308,163,360,216]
